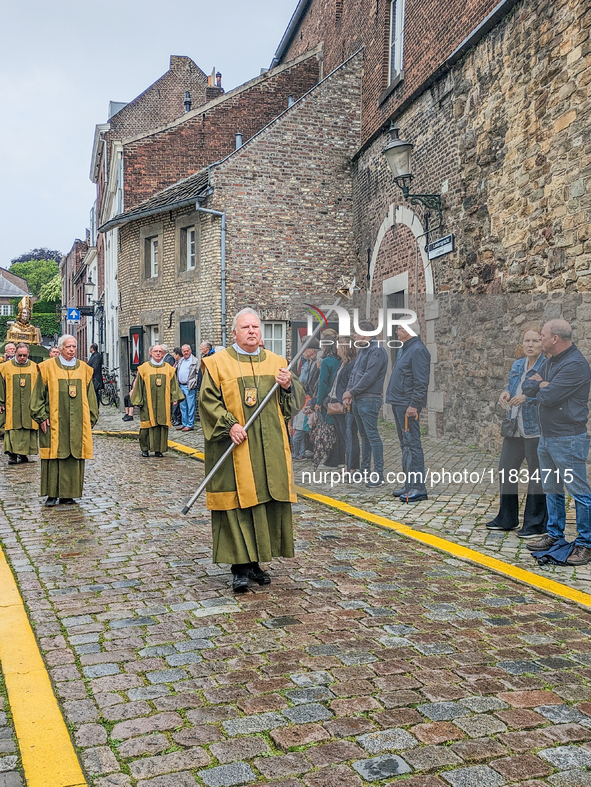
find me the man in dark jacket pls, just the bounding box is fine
[343,321,388,487]
[523,319,591,565]
[87,344,103,408]
[386,324,431,502]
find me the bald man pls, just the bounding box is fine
[523,319,591,565]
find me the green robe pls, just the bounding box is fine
[0,359,39,456]
[30,358,99,498]
[131,361,183,453]
[200,348,305,564]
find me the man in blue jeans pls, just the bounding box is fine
[523,319,591,565]
[176,344,199,432]
[386,323,430,502]
[343,321,388,488]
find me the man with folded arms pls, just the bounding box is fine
[523,319,591,565]
[30,334,98,507]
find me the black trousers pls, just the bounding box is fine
[492,435,547,529]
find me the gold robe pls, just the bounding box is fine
[0,359,39,456]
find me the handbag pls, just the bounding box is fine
[500,417,519,438]
[327,400,346,415]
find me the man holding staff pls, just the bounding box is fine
[199,308,305,593]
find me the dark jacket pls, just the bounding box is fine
[163,352,175,366]
[348,339,388,399]
[336,359,356,402]
[313,355,341,425]
[196,348,215,393]
[386,336,430,409]
[522,344,591,437]
[87,351,103,389]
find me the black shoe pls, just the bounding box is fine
[122,414,134,422]
[365,478,385,488]
[154,451,164,458]
[7,453,18,465]
[400,491,428,503]
[250,563,271,585]
[18,454,29,463]
[391,488,407,497]
[526,534,557,552]
[516,526,546,539]
[232,573,250,593]
[59,498,76,505]
[44,497,58,507]
[141,450,149,458]
[486,520,517,531]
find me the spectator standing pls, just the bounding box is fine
[333,341,360,473]
[87,343,103,409]
[312,339,341,469]
[195,341,215,421]
[385,323,431,503]
[176,344,199,431]
[486,328,547,537]
[162,345,175,366]
[523,319,591,565]
[171,347,183,426]
[2,343,16,363]
[343,322,388,487]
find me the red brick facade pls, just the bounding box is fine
[122,52,322,210]
[277,0,501,143]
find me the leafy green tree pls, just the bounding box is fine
[11,248,62,264]
[38,273,62,305]
[9,258,59,296]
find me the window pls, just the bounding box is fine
[146,324,160,348]
[180,226,196,271]
[0,304,12,316]
[389,0,405,84]
[145,236,159,278]
[262,322,286,357]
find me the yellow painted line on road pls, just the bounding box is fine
[94,430,591,609]
[296,486,591,609]
[0,550,87,787]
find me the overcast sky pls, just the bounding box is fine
[0,0,297,266]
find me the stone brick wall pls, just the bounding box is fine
[279,0,500,143]
[117,52,363,356]
[122,52,322,210]
[352,0,591,446]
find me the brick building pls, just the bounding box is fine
[100,51,362,395]
[60,238,90,358]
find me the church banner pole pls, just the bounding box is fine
[181,278,357,515]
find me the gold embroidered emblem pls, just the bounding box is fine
[156,377,162,387]
[19,377,26,387]
[244,387,257,407]
[68,384,77,398]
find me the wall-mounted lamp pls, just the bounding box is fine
[383,124,442,213]
[84,277,96,303]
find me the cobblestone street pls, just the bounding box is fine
[1,428,591,785]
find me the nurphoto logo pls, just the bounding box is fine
[304,304,418,348]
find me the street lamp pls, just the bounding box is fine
[383,124,442,212]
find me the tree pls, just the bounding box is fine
[11,248,62,264]
[9,258,59,296]
[38,273,62,304]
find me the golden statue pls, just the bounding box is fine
[6,296,42,345]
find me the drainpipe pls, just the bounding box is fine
[195,205,227,346]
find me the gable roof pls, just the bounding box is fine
[98,168,210,233]
[0,275,28,300]
[270,0,312,68]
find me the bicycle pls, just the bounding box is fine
[100,368,120,408]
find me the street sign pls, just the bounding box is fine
[79,306,94,316]
[428,234,455,260]
[67,308,80,323]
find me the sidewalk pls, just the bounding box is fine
[94,406,591,596]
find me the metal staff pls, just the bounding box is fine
[181,278,357,514]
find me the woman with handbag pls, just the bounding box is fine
[312,339,342,469]
[486,327,547,538]
[331,340,359,473]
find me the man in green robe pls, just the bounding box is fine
[200,308,305,593]
[131,343,183,457]
[0,343,39,464]
[30,334,98,507]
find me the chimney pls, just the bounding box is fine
[216,72,222,88]
[184,91,192,112]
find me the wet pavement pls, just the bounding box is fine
[1,423,591,785]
